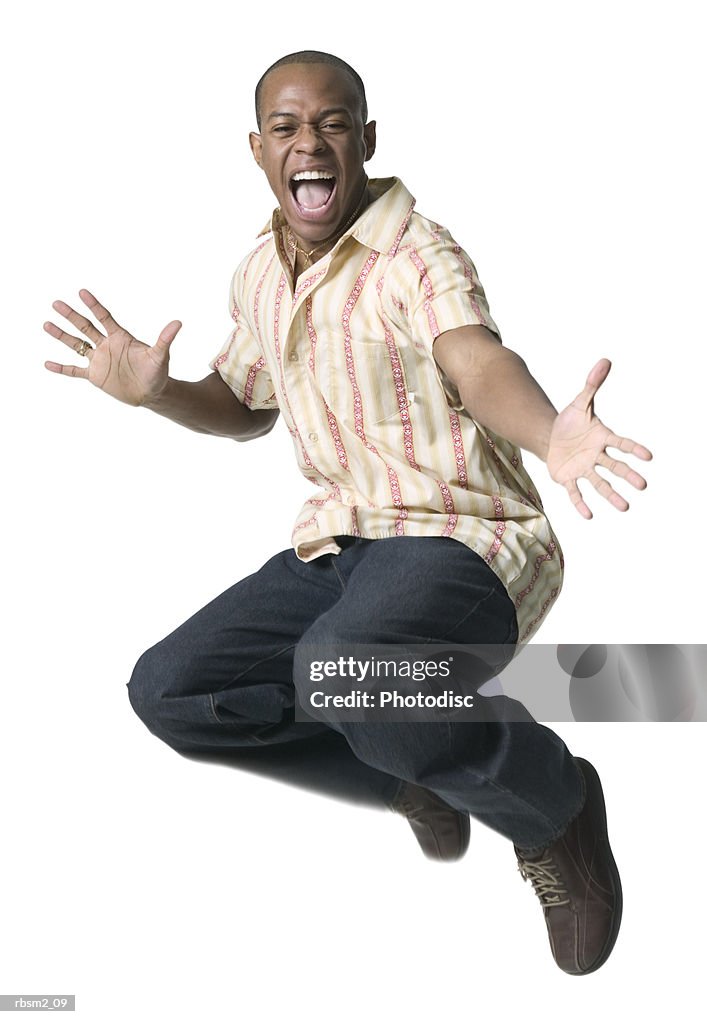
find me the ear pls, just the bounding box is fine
[363,120,377,162]
[249,132,263,168]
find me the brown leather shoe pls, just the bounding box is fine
[514,757,622,975]
[392,782,470,861]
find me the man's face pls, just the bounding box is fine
[250,63,376,246]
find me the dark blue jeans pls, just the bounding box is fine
[127,535,583,848]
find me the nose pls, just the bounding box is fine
[295,123,327,154]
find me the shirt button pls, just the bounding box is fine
[289,352,299,362]
[308,432,318,442]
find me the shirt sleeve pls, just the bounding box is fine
[399,223,502,346]
[208,264,279,412]
[382,223,503,410]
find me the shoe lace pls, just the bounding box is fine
[517,854,570,907]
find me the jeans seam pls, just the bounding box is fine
[207,693,259,742]
[445,749,564,845]
[208,643,298,725]
[207,693,222,724]
[330,557,347,593]
[433,583,510,642]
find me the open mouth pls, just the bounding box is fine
[289,170,338,217]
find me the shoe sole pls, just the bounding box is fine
[572,757,623,975]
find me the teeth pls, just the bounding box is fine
[291,170,335,181]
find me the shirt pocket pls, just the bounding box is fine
[318,337,418,427]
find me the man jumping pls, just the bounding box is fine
[43,50,652,975]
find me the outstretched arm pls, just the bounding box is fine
[142,372,278,442]
[433,325,652,518]
[44,289,278,441]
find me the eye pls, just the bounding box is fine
[322,122,348,132]
[272,124,296,135]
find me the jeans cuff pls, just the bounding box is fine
[515,757,587,855]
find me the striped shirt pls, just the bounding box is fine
[210,177,563,643]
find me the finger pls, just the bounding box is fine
[597,451,648,490]
[587,468,629,512]
[51,299,104,345]
[79,289,122,334]
[569,358,612,414]
[44,360,89,380]
[565,478,593,520]
[605,432,653,461]
[153,320,182,355]
[43,320,95,358]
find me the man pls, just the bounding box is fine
[43,51,652,975]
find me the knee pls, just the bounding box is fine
[126,641,184,737]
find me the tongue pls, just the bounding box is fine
[294,179,334,210]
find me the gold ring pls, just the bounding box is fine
[76,340,92,357]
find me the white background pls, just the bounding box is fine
[2,0,705,1020]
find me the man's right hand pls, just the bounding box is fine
[43,288,182,407]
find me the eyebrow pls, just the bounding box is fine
[267,107,352,121]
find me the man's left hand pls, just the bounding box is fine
[546,358,653,519]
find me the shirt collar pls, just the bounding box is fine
[257,177,416,259]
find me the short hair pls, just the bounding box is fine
[255,51,368,130]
